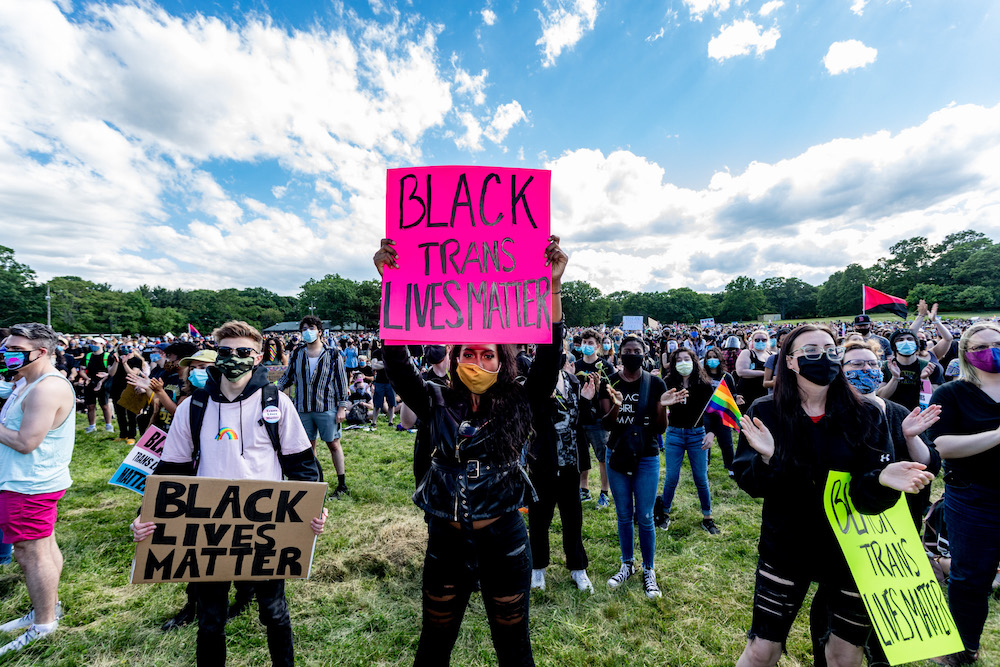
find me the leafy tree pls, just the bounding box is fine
[952,245,1000,288]
[0,246,43,326]
[719,276,766,322]
[760,277,819,319]
[562,280,609,327]
[955,286,997,310]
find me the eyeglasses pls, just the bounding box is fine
[842,359,881,369]
[216,346,259,359]
[792,345,845,361]
[968,342,1000,353]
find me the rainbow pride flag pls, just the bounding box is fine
[704,380,743,432]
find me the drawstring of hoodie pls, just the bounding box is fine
[217,400,246,458]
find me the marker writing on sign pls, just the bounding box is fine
[382,278,551,332]
[397,172,538,229]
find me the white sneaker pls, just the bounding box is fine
[0,602,63,634]
[570,569,594,594]
[0,623,57,656]
[104,423,115,432]
[607,562,636,589]
[84,425,96,434]
[643,567,662,599]
[530,568,546,591]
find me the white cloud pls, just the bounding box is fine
[485,101,527,144]
[549,103,1000,292]
[272,185,287,199]
[455,112,485,151]
[683,0,732,21]
[481,8,497,25]
[759,1,784,17]
[646,28,665,43]
[850,0,868,16]
[708,18,780,61]
[535,0,599,68]
[823,39,878,74]
[453,62,489,105]
[453,101,527,151]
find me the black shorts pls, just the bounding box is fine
[748,558,872,650]
[84,382,111,406]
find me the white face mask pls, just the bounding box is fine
[0,380,14,400]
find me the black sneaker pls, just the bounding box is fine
[579,488,593,502]
[161,604,196,631]
[701,518,721,535]
[330,485,349,500]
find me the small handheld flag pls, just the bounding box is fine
[703,381,743,432]
[188,323,201,337]
[862,285,907,320]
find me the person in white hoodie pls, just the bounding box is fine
[132,320,327,667]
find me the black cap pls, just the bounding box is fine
[854,315,872,325]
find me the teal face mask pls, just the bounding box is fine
[189,368,209,388]
[705,358,721,369]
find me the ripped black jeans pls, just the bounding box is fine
[414,512,534,667]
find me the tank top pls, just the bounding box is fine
[0,372,76,494]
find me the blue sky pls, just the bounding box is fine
[2,0,999,296]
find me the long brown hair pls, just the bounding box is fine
[664,348,711,389]
[772,324,882,472]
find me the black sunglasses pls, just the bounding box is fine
[216,346,259,359]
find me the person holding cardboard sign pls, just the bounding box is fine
[732,324,934,667]
[131,320,327,667]
[375,234,567,667]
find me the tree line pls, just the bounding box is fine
[0,230,996,333]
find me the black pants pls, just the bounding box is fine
[528,467,588,571]
[196,580,293,667]
[414,512,534,667]
[113,402,138,439]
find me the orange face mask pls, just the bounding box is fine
[456,363,499,394]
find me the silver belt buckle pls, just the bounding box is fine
[468,460,480,479]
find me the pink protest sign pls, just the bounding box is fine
[380,166,552,344]
[135,425,166,457]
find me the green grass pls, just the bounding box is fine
[1,415,996,666]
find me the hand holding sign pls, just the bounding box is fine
[741,416,775,463]
[543,234,567,282]
[374,238,398,275]
[878,461,934,494]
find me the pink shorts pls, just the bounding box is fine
[0,490,66,544]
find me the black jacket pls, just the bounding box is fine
[733,395,899,580]
[386,323,563,526]
[527,369,584,479]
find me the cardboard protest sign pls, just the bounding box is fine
[108,426,167,494]
[380,166,552,345]
[824,471,963,665]
[132,476,326,584]
[621,316,643,331]
[266,365,288,384]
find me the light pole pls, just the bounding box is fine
[309,302,316,317]
[46,284,51,327]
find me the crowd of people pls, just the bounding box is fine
[1,267,999,665]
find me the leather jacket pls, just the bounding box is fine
[384,323,564,527]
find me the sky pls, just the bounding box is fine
[2,0,999,296]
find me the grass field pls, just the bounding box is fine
[1,414,996,666]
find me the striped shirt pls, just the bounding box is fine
[277,344,350,413]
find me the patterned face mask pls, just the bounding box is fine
[844,368,883,395]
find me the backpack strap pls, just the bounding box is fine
[261,384,281,453]
[188,388,211,472]
[637,370,651,429]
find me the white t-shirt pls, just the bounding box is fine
[160,389,310,481]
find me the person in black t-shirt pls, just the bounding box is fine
[369,345,397,429]
[600,335,684,599]
[82,339,114,433]
[928,322,1000,666]
[575,329,613,506]
[877,329,934,410]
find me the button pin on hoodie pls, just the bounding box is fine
[262,406,281,424]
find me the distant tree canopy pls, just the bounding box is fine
[1,230,998,332]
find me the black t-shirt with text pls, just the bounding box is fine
[606,371,666,459]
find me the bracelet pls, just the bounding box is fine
[552,290,561,295]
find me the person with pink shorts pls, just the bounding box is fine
[0,323,76,657]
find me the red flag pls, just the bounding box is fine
[188,323,201,337]
[863,285,907,319]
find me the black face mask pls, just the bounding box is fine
[795,356,840,386]
[621,354,643,372]
[424,345,447,365]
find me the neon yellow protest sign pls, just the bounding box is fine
[824,471,964,665]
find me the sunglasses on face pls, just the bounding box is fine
[216,346,259,359]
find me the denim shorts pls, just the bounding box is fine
[582,425,609,460]
[297,409,341,442]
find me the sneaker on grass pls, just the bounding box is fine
[570,570,594,594]
[607,562,636,589]
[530,569,546,591]
[643,568,662,599]
[104,423,115,432]
[0,623,57,657]
[579,488,592,503]
[596,491,611,509]
[701,518,721,535]
[0,602,63,634]
[84,425,96,434]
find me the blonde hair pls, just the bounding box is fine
[957,322,1000,387]
[211,320,263,348]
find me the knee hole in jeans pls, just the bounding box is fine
[491,593,525,627]
[425,586,460,626]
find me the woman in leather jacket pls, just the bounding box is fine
[375,235,568,667]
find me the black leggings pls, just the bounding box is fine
[414,512,534,666]
[528,467,588,571]
[113,402,138,439]
[197,580,292,667]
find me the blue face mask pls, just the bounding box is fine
[301,329,319,344]
[754,340,767,351]
[150,353,162,363]
[845,368,883,394]
[602,342,612,351]
[896,340,918,356]
[769,338,777,348]
[581,344,596,356]
[706,358,721,369]
[189,368,209,388]
[90,344,101,353]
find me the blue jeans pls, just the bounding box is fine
[606,454,660,568]
[661,426,712,516]
[945,483,1000,653]
[0,528,11,564]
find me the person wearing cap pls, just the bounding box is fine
[129,342,197,433]
[81,337,115,434]
[853,315,891,360]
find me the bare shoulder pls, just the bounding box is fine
[32,375,76,405]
